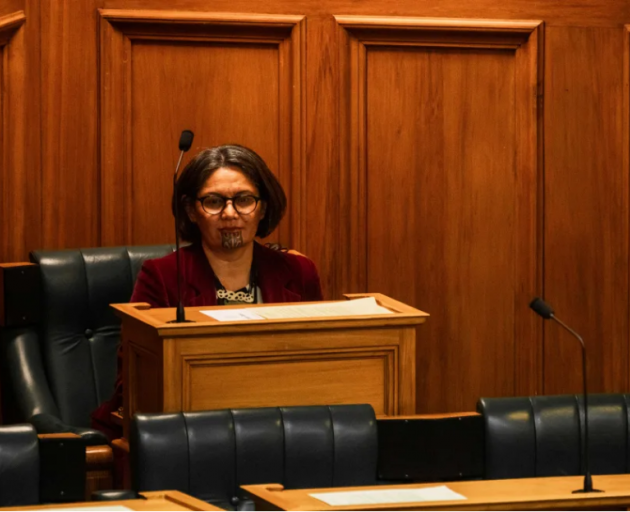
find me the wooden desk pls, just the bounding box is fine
[3,490,222,511]
[242,475,630,510]
[112,293,428,438]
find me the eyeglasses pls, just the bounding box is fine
[196,193,261,216]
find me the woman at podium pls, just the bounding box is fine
[132,144,323,306]
[92,144,322,438]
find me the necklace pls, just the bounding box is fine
[214,260,258,305]
[216,286,256,303]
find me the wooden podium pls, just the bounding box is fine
[112,293,428,438]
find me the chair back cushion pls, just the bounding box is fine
[478,393,630,479]
[131,404,378,507]
[30,245,174,427]
[0,424,39,506]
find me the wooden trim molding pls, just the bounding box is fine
[0,11,25,45]
[99,9,304,27]
[98,9,306,248]
[625,25,630,392]
[336,16,544,396]
[334,16,540,39]
[0,11,34,263]
[0,10,26,184]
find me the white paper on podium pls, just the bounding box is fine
[309,486,466,506]
[202,309,265,321]
[201,297,392,322]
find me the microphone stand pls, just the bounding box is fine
[529,298,601,493]
[172,162,187,323]
[550,315,599,493]
[169,130,194,324]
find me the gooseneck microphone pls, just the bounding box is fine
[169,130,194,324]
[529,297,601,493]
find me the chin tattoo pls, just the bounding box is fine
[221,231,244,249]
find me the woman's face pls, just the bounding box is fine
[186,167,266,252]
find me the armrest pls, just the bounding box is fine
[0,262,40,327]
[38,433,86,503]
[92,490,139,501]
[0,327,59,421]
[0,424,39,507]
[376,413,484,481]
[31,413,109,446]
[0,327,108,445]
[38,435,113,500]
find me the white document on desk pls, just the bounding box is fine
[201,297,392,322]
[310,486,466,506]
[46,507,133,511]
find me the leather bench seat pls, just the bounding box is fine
[478,393,630,479]
[131,404,379,510]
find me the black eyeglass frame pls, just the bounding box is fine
[196,193,262,216]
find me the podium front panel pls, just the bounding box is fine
[117,296,425,437]
[173,327,406,414]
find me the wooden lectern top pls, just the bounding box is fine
[111,293,429,337]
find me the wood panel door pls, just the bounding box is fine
[543,26,628,396]
[339,17,543,412]
[0,9,40,263]
[99,10,306,249]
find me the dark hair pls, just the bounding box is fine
[173,144,286,243]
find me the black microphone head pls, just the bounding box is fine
[530,297,554,319]
[178,130,194,151]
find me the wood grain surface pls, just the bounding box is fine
[337,17,541,411]
[41,0,101,251]
[4,490,221,511]
[543,27,628,396]
[0,7,40,263]
[243,474,630,511]
[1,0,630,413]
[99,10,304,248]
[116,296,423,437]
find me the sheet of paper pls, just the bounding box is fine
[202,309,264,321]
[201,297,392,322]
[45,506,133,511]
[309,486,466,506]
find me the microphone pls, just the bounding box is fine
[169,130,194,324]
[529,297,601,493]
[179,130,194,152]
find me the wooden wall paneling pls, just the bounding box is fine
[2,0,628,416]
[98,11,126,247]
[103,0,630,28]
[0,9,40,263]
[289,13,306,254]
[544,27,627,396]
[513,19,545,398]
[40,0,103,251]
[337,16,543,412]
[303,15,340,299]
[627,25,630,395]
[98,10,305,250]
[0,1,22,19]
[337,16,367,295]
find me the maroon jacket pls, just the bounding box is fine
[92,242,322,440]
[131,242,323,306]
